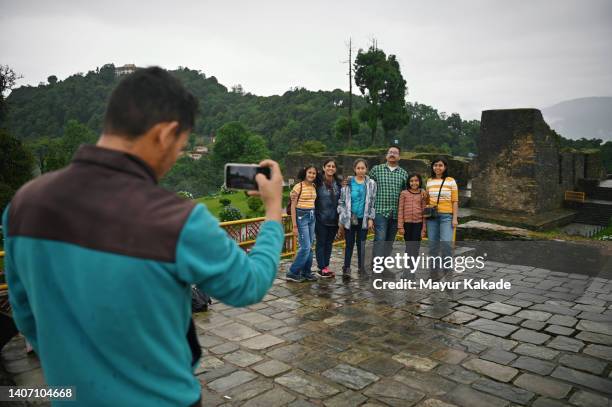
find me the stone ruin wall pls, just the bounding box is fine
[471,108,606,214]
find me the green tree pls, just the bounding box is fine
[98,64,116,84]
[47,75,58,85]
[354,45,407,145]
[242,134,269,163]
[46,120,97,171]
[161,155,222,198]
[28,136,53,173]
[302,140,326,154]
[602,142,612,172]
[187,133,197,150]
[0,129,34,211]
[334,115,360,145]
[212,122,269,165]
[1,65,19,124]
[380,55,409,137]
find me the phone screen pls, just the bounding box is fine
[225,164,271,190]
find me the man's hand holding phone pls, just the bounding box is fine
[250,160,283,223]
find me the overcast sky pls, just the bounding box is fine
[1,0,611,120]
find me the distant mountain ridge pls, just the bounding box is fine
[542,96,612,142]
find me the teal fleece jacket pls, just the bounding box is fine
[2,145,284,406]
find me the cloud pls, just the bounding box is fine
[1,0,611,120]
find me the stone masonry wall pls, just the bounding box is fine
[471,109,562,214]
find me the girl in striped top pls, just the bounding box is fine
[425,157,459,272]
[397,173,427,271]
[286,165,319,282]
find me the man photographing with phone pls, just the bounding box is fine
[2,67,284,406]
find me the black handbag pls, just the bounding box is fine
[192,286,212,313]
[424,177,446,219]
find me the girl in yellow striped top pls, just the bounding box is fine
[286,165,319,282]
[425,157,459,272]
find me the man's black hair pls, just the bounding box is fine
[388,144,401,153]
[103,66,198,139]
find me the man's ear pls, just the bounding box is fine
[157,121,180,149]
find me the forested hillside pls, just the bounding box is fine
[5,63,479,159]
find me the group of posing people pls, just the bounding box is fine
[286,145,459,282]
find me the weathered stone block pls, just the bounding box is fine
[471,109,562,214]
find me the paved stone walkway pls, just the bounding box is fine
[2,243,612,406]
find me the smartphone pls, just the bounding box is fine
[224,163,271,191]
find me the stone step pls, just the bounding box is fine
[591,186,612,201]
[572,201,612,226]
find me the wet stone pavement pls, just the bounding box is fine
[2,243,612,406]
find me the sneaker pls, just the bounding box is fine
[341,266,351,281]
[286,273,305,282]
[303,273,319,282]
[317,267,334,279]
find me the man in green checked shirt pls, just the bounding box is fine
[369,145,409,268]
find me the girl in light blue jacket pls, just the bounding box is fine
[338,158,376,279]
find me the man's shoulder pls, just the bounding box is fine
[8,167,197,262]
[9,168,72,224]
[11,168,67,203]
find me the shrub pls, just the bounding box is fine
[219,198,232,207]
[219,206,243,222]
[219,185,237,194]
[177,191,194,200]
[302,140,326,154]
[247,196,263,212]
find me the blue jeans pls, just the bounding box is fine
[289,209,315,277]
[427,213,453,268]
[373,213,398,261]
[315,222,338,270]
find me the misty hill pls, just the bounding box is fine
[542,97,612,142]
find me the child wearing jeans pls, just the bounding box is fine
[397,173,426,272]
[286,165,319,282]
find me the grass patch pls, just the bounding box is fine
[593,224,612,240]
[530,228,590,241]
[196,192,252,218]
[196,191,290,219]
